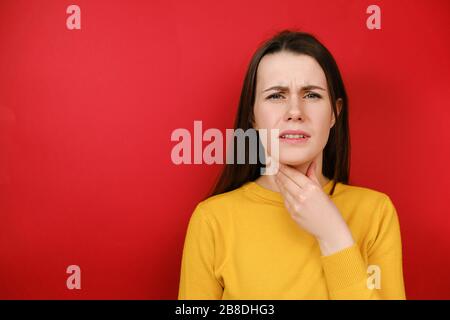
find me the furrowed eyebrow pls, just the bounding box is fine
[263,85,326,92]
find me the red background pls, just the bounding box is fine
[0,0,449,299]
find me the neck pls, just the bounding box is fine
[255,157,330,193]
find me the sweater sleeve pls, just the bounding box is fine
[178,204,224,300]
[320,195,406,300]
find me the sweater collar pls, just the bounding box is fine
[243,178,336,205]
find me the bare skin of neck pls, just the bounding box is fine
[255,155,330,193]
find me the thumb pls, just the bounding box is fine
[306,160,320,185]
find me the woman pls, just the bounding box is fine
[178,30,406,300]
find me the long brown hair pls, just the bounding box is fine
[208,30,350,198]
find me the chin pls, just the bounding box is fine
[274,148,317,166]
[277,155,308,167]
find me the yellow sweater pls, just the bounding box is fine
[178,179,406,300]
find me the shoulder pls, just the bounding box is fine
[193,185,249,221]
[336,182,392,205]
[336,182,398,220]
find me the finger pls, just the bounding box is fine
[275,176,304,217]
[276,169,304,199]
[306,160,320,185]
[275,175,299,207]
[278,163,309,189]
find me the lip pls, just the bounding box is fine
[279,129,311,137]
[279,129,311,144]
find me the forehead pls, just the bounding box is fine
[256,51,327,88]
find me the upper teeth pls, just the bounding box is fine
[282,134,307,138]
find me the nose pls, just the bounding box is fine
[285,98,304,121]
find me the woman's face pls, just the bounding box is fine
[253,51,341,166]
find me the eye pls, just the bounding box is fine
[304,92,321,99]
[266,93,285,100]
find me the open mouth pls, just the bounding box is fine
[278,130,311,143]
[280,134,308,139]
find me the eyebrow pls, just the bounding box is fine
[263,85,326,92]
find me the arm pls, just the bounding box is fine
[178,204,223,300]
[274,162,406,299]
[320,195,406,300]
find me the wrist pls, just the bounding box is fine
[317,227,355,256]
